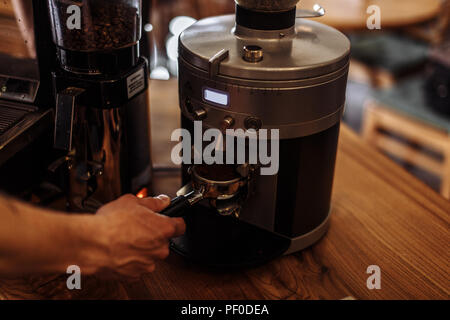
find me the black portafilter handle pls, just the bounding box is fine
[160,191,202,218]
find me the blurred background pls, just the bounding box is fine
[0,0,449,198]
[142,0,235,79]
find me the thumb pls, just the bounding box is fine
[138,195,171,212]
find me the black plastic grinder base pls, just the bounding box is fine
[170,203,291,269]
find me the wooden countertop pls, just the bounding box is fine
[299,0,442,31]
[0,79,448,300]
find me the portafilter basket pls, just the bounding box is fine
[160,165,247,218]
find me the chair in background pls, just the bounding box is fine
[405,0,450,45]
[362,77,450,199]
[348,32,430,88]
[348,0,448,88]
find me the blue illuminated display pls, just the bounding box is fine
[203,88,229,107]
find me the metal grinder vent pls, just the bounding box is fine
[0,105,29,136]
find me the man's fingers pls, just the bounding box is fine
[170,217,186,237]
[138,195,170,212]
[151,245,170,260]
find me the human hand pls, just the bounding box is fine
[92,194,185,279]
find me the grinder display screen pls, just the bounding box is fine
[203,88,229,107]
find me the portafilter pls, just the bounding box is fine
[161,165,247,218]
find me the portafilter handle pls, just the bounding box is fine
[160,190,204,218]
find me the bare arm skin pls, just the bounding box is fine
[0,194,185,279]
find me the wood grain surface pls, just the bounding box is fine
[0,79,448,300]
[299,0,442,30]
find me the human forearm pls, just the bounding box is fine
[0,194,185,279]
[0,197,108,277]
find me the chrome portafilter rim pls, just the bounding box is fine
[190,165,247,200]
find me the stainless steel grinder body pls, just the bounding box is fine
[175,12,350,266]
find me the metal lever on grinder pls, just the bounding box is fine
[296,4,325,18]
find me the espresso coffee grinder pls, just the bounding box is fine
[47,0,151,211]
[0,0,56,194]
[168,0,350,266]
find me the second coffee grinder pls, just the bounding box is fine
[47,0,152,211]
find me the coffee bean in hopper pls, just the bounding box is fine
[50,0,140,51]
